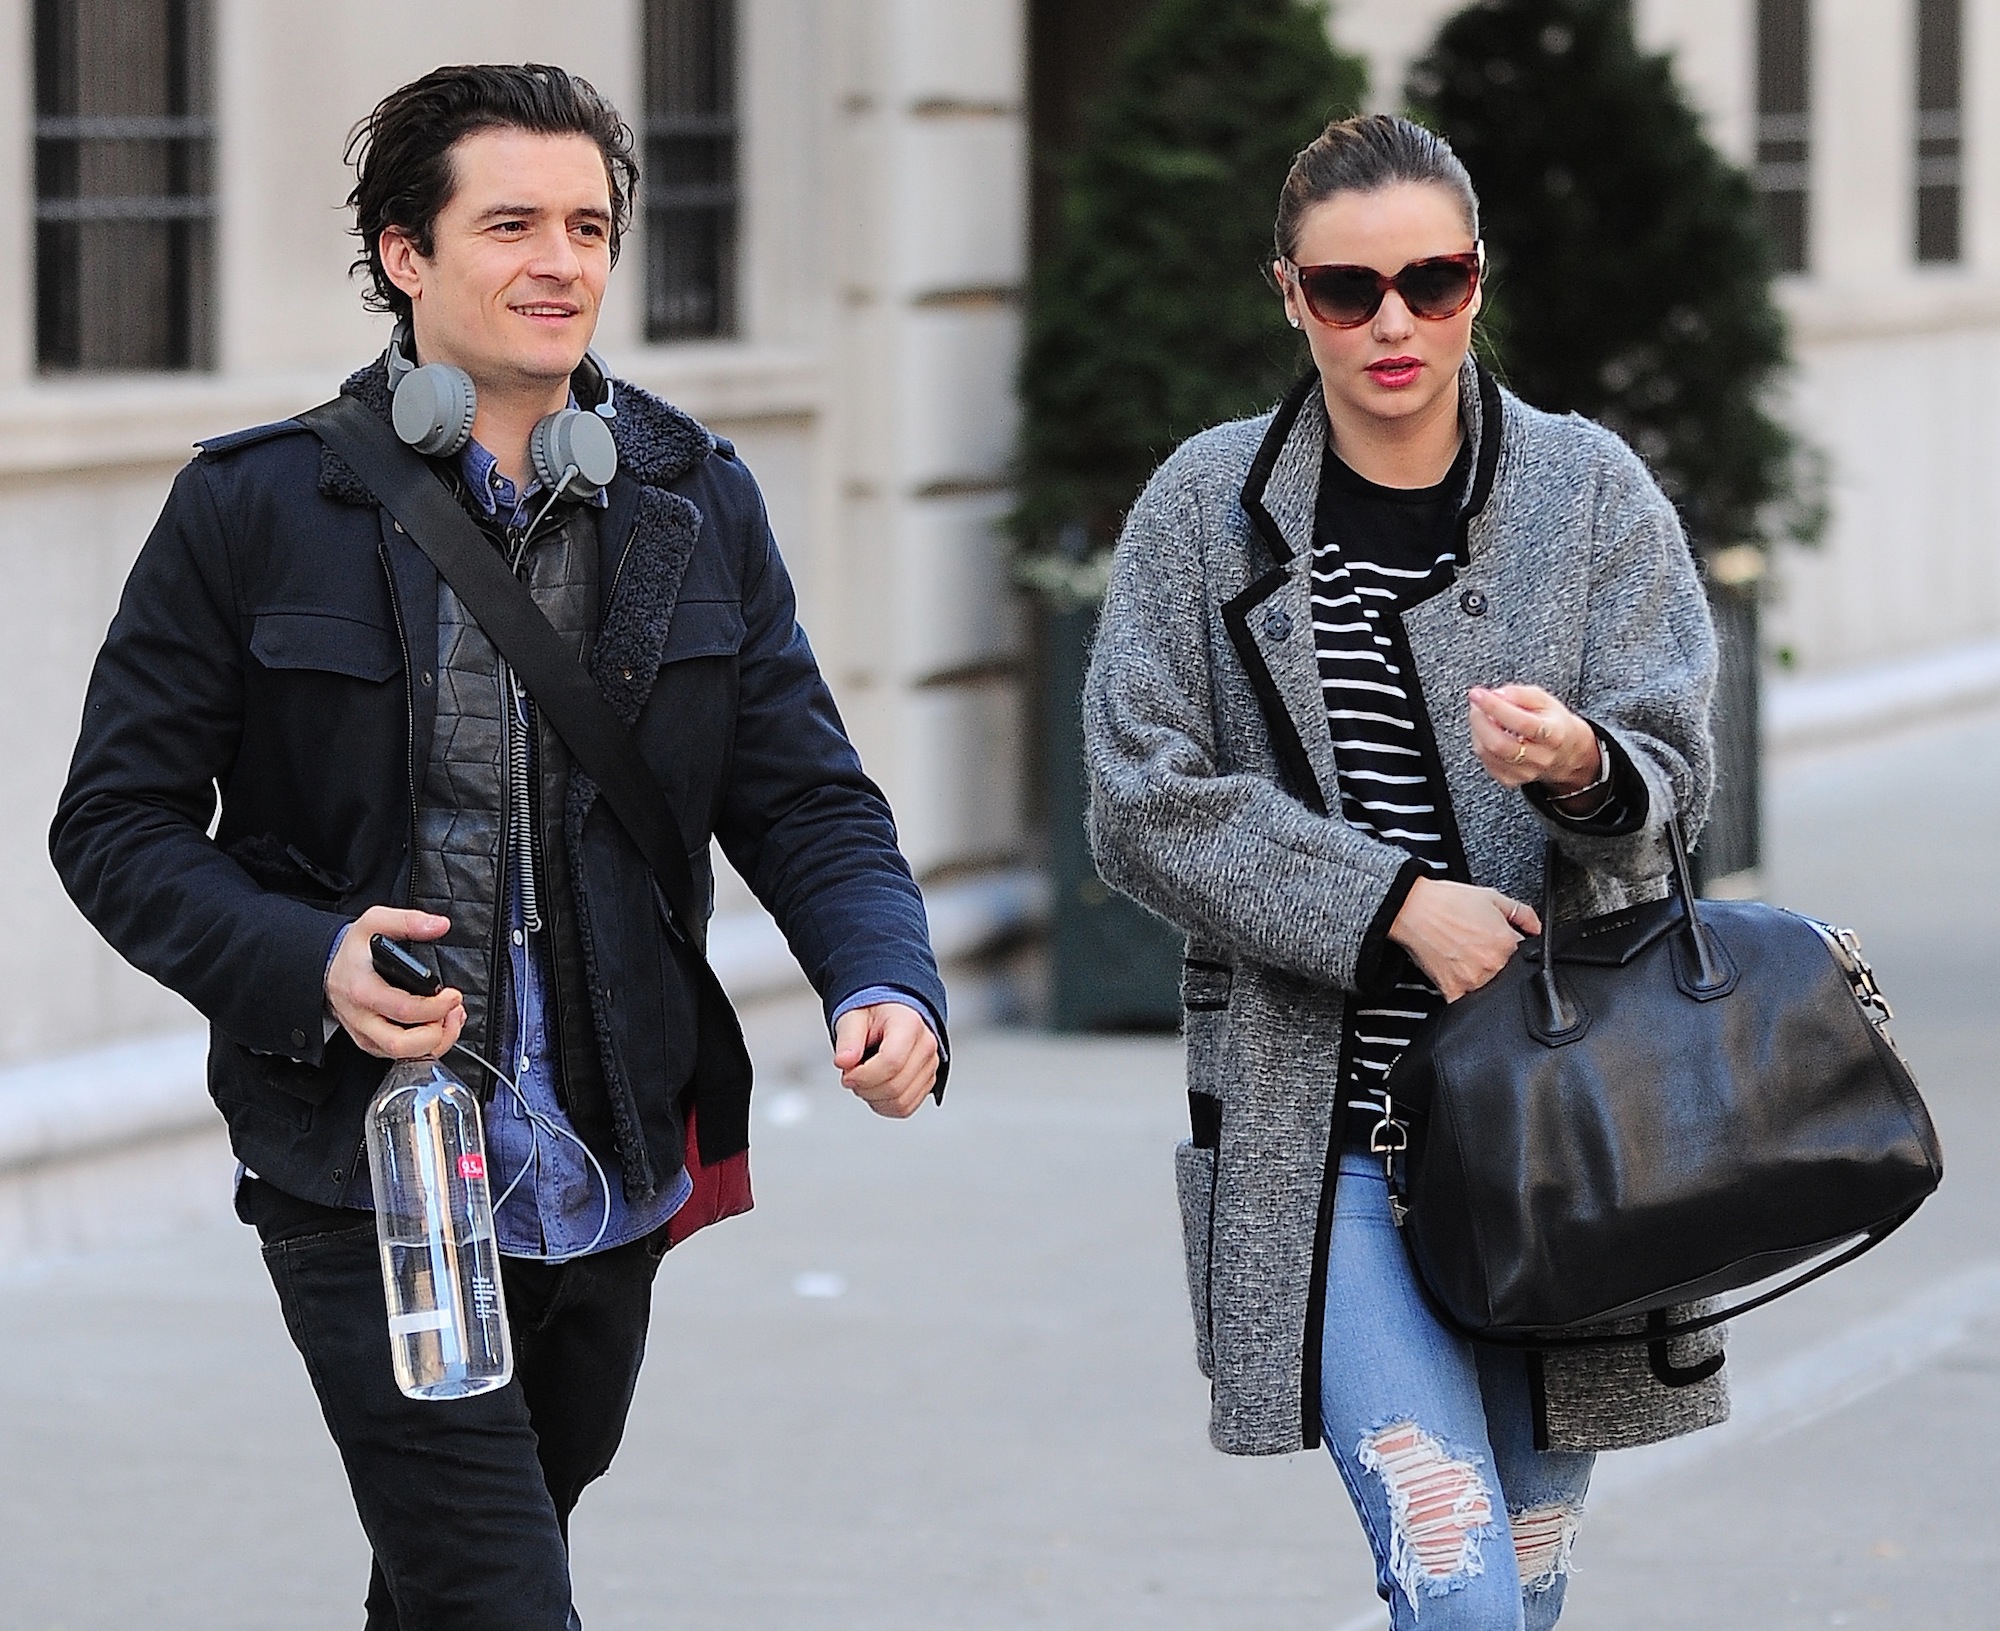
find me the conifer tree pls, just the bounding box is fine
[1019,1,1366,1027]
[1410,0,1816,551]
[1016,0,1367,575]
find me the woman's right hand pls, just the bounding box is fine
[1388,876,1540,1001]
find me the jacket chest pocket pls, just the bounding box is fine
[250,610,400,683]
[657,598,745,666]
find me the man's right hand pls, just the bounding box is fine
[325,906,466,1059]
[1388,876,1540,1002]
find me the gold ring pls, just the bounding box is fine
[1512,742,1528,765]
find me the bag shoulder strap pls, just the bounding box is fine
[296,394,701,937]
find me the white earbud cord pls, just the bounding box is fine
[447,1043,614,1262]
[519,467,575,545]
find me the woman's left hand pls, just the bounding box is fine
[1468,684,1599,794]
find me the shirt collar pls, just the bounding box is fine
[457,396,612,528]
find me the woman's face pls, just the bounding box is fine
[1276,181,1481,434]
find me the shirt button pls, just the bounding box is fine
[1460,589,1489,617]
[1263,607,1293,641]
[519,1056,531,1074]
[512,929,524,946]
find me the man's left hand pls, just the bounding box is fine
[831,1002,939,1118]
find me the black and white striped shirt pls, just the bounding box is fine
[1310,442,1469,1148]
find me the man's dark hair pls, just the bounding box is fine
[346,63,640,319]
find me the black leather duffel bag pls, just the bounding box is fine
[1383,818,1942,1346]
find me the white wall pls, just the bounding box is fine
[1339,0,2000,676]
[1768,325,2000,668]
[828,0,1026,877]
[0,0,1031,1063]
[0,465,200,1058]
[1330,0,1457,108]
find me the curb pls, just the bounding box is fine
[0,868,1050,1176]
[1767,637,2000,754]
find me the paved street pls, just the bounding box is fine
[2,708,1996,1631]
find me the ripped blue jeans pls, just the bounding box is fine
[1322,1153,1594,1630]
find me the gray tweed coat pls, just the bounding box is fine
[1082,360,1728,1457]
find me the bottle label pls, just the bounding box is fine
[458,1152,487,1181]
[388,1309,453,1337]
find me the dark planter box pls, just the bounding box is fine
[1040,603,1184,1031]
[1695,580,1761,890]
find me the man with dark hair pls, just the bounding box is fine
[52,63,945,1629]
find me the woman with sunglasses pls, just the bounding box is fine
[1083,114,1722,1629]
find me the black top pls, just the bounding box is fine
[1313,435,1651,1151]
[1309,442,1468,1150]
[1314,436,1470,588]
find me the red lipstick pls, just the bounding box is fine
[1366,356,1423,389]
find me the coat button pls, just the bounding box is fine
[1263,607,1293,641]
[1460,589,1488,617]
[420,670,434,687]
[290,1027,307,1049]
[331,1169,344,1184]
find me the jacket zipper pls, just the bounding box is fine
[501,514,573,1113]
[523,684,572,1111]
[366,535,425,1192]
[486,523,529,1092]
[604,519,639,613]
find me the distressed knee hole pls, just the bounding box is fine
[1355,1419,1495,1606]
[1510,1500,1582,1592]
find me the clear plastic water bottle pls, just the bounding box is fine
[365,1058,512,1401]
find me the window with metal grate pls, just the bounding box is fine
[1915,0,1963,265]
[34,0,214,371]
[644,0,739,341]
[1754,0,1810,276]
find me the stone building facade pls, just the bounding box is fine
[1,0,1992,1065]
[1343,0,2000,672]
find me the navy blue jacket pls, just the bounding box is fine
[51,360,946,1209]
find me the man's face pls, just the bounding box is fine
[382,127,613,395]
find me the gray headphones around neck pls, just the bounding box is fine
[385,319,619,500]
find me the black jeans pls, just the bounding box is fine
[239,1177,668,1631]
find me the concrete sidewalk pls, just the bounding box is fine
[3,709,1997,1630]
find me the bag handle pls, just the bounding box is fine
[297,394,703,938]
[1530,813,1731,1040]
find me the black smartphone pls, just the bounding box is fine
[370,933,443,998]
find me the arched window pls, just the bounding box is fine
[644,0,739,340]
[34,0,214,371]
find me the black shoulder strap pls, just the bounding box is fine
[297,394,700,937]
